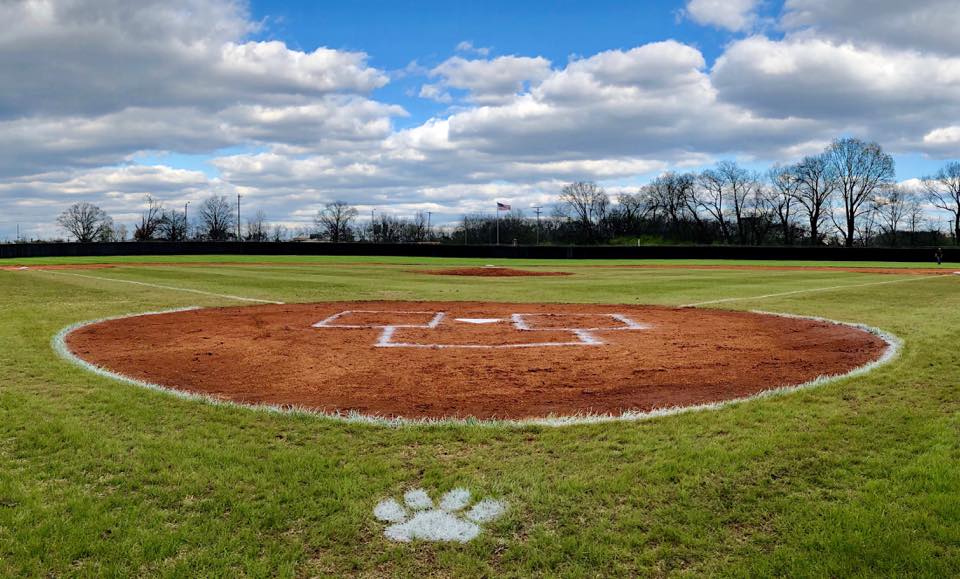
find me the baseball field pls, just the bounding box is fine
[1,255,958,576]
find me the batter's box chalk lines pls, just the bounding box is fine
[312,310,445,329]
[314,310,649,348]
[39,270,285,304]
[374,488,507,543]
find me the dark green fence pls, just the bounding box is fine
[1,241,956,262]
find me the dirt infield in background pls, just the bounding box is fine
[600,264,956,275]
[417,267,572,277]
[0,263,119,271]
[66,301,887,421]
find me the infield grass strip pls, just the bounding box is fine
[0,259,958,576]
[36,269,285,304]
[681,274,950,307]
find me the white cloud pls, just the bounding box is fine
[781,0,960,54]
[418,84,453,104]
[0,0,398,178]
[455,41,490,57]
[428,55,553,105]
[713,36,960,116]
[710,34,960,156]
[4,0,960,238]
[684,0,760,31]
[922,126,960,155]
[0,0,387,119]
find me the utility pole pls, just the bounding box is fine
[236,194,242,241]
[532,206,542,245]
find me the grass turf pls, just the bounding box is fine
[0,257,957,576]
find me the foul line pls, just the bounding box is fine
[38,270,284,304]
[681,274,948,307]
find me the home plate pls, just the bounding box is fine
[456,318,502,324]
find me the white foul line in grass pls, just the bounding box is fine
[38,270,284,304]
[681,274,949,308]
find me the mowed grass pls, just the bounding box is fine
[0,257,958,577]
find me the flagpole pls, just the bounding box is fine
[496,204,500,245]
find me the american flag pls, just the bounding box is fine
[496,202,511,211]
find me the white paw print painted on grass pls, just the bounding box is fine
[374,488,507,543]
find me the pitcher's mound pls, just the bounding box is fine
[417,267,571,277]
[65,301,888,421]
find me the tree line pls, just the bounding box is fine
[53,138,960,246]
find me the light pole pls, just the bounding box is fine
[370,208,376,242]
[532,206,542,245]
[236,194,242,241]
[184,201,190,241]
[426,211,432,241]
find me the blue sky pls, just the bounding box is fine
[1,0,958,239]
[248,0,738,124]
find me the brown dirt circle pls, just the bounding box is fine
[65,301,889,421]
[416,267,572,277]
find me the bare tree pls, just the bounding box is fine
[748,184,776,245]
[644,172,695,236]
[906,195,927,246]
[768,164,800,245]
[97,216,118,242]
[411,211,429,242]
[315,201,358,242]
[790,154,837,245]
[922,161,960,244]
[825,137,895,247]
[157,209,188,241]
[559,181,609,242]
[873,184,912,246]
[245,209,269,242]
[133,196,164,241]
[616,191,652,226]
[694,168,730,242]
[270,223,289,242]
[717,161,758,244]
[113,223,129,242]
[56,202,112,242]
[198,195,234,241]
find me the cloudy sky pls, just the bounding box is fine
[2,0,959,239]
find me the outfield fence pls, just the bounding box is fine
[0,241,956,262]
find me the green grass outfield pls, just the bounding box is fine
[1,256,958,576]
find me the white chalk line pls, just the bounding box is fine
[37,270,284,305]
[315,310,648,348]
[53,307,901,428]
[681,274,950,307]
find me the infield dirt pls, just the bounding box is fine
[65,301,887,420]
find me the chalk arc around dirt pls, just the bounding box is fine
[52,304,901,428]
